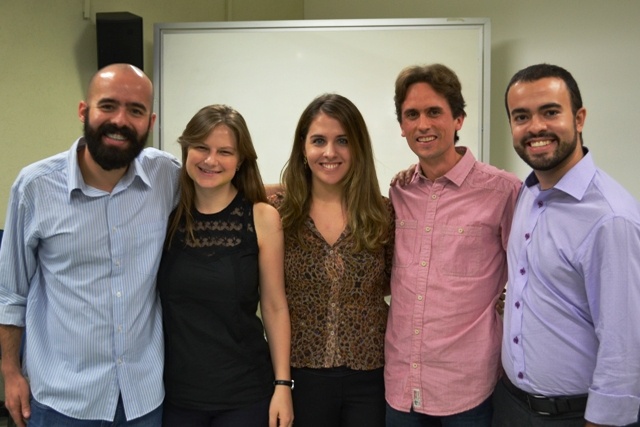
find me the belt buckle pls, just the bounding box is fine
[527,394,553,415]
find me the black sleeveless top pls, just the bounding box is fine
[158,192,273,410]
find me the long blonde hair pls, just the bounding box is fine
[166,104,266,247]
[279,94,389,252]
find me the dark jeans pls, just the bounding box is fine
[385,396,493,427]
[491,377,640,427]
[162,396,270,427]
[29,395,162,427]
[291,366,385,427]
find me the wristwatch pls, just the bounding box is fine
[273,379,295,390]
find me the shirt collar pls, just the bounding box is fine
[412,146,475,187]
[524,146,595,201]
[66,137,152,199]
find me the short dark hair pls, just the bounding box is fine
[504,63,583,117]
[394,64,466,142]
[394,64,467,121]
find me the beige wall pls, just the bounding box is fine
[0,0,303,225]
[1,0,639,225]
[305,0,640,200]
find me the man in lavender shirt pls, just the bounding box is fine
[384,64,521,426]
[495,63,640,426]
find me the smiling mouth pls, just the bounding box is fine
[103,133,129,146]
[198,166,221,174]
[417,136,436,143]
[320,163,340,170]
[528,139,554,148]
[106,132,127,141]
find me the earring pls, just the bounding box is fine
[236,166,240,171]
[303,157,308,167]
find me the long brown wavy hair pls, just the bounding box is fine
[279,94,389,252]
[166,104,267,247]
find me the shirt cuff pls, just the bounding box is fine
[585,390,640,426]
[0,304,27,327]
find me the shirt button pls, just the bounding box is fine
[425,226,431,232]
[417,295,423,301]
[329,250,334,255]
[414,329,420,335]
[538,201,544,208]
[515,301,520,309]
[400,220,405,226]
[420,261,427,267]
[116,291,122,298]
[525,233,530,240]
[519,268,526,275]
[412,363,418,369]
[117,358,123,365]
[518,372,524,379]
[513,337,519,344]
[457,228,464,234]
[431,194,437,200]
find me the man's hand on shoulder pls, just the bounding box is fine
[390,164,416,187]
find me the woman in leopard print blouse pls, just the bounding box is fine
[269,94,394,427]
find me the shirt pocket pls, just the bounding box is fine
[437,224,491,277]
[393,219,418,268]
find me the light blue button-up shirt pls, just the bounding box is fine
[503,150,640,425]
[0,138,180,420]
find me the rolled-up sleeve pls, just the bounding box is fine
[0,175,36,327]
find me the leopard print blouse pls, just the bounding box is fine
[270,193,394,370]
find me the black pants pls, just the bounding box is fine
[162,396,270,427]
[291,366,385,427]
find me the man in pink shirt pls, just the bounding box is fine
[384,64,521,426]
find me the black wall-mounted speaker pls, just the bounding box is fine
[96,12,143,70]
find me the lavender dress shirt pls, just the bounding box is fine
[503,150,640,425]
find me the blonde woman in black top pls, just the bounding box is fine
[158,105,293,427]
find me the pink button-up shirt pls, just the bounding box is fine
[384,148,521,416]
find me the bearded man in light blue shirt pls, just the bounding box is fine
[0,64,180,427]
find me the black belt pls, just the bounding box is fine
[502,376,588,415]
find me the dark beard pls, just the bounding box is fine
[83,110,150,171]
[515,129,578,172]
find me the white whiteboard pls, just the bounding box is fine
[153,18,490,190]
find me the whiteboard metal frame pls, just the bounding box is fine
[153,18,491,173]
